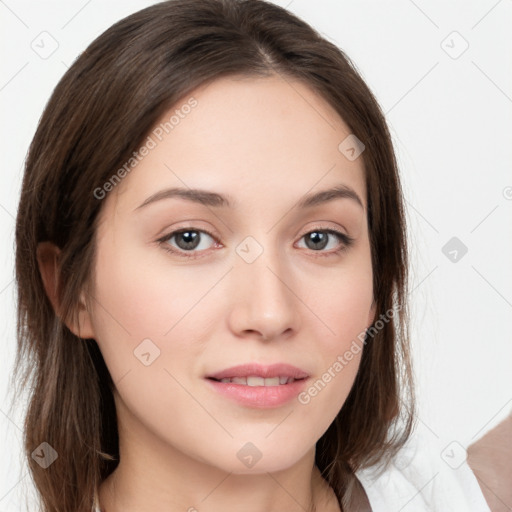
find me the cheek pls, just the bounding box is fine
[89,237,224,380]
[300,255,373,409]
[319,255,374,347]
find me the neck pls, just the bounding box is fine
[98,398,340,512]
[99,450,338,512]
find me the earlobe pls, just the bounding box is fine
[74,292,96,339]
[72,290,96,340]
[36,241,62,317]
[367,299,377,328]
[36,241,96,340]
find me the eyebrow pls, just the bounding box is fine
[134,184,364,211]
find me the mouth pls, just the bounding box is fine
[206,362,309,382]
[207,376,306,386]
[205,363,310,408]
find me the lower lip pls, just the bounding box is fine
[205,378,308,408]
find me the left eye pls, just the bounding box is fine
[158,227,353,258]
[296,229,352,253]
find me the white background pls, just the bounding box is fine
[1,0,511,509]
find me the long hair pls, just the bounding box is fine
[11,1,414,510]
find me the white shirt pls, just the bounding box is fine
[92,433,490,511]
[355,431,491,511]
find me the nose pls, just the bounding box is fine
[227,244,302,342]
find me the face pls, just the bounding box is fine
[84,75,375,474]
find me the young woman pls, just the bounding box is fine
[12,1,493,511]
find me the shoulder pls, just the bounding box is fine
[467,413,512,512]
[355,429,491,512]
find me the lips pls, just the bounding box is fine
[206,363,309,383]
[205,363,310,408]
[215,376,297,386]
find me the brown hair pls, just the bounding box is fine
[11,0,414,510]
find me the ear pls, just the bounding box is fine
[36,241,96,339]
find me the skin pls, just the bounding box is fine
[37,75,376,512]
[467,413,512,511]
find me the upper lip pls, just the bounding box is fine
[207,363,309,381]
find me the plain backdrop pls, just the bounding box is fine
[1,0,511,509]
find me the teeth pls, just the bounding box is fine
[217,376,296,386]
[247,376,264,386]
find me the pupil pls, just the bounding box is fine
[177,231,200,250]
[308,231,327,250]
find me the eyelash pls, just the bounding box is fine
[156,225,355,260]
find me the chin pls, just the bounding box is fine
[199,440,312,475]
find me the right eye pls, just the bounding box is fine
[157,227,220,258]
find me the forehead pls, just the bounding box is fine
[107,74,367,217]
